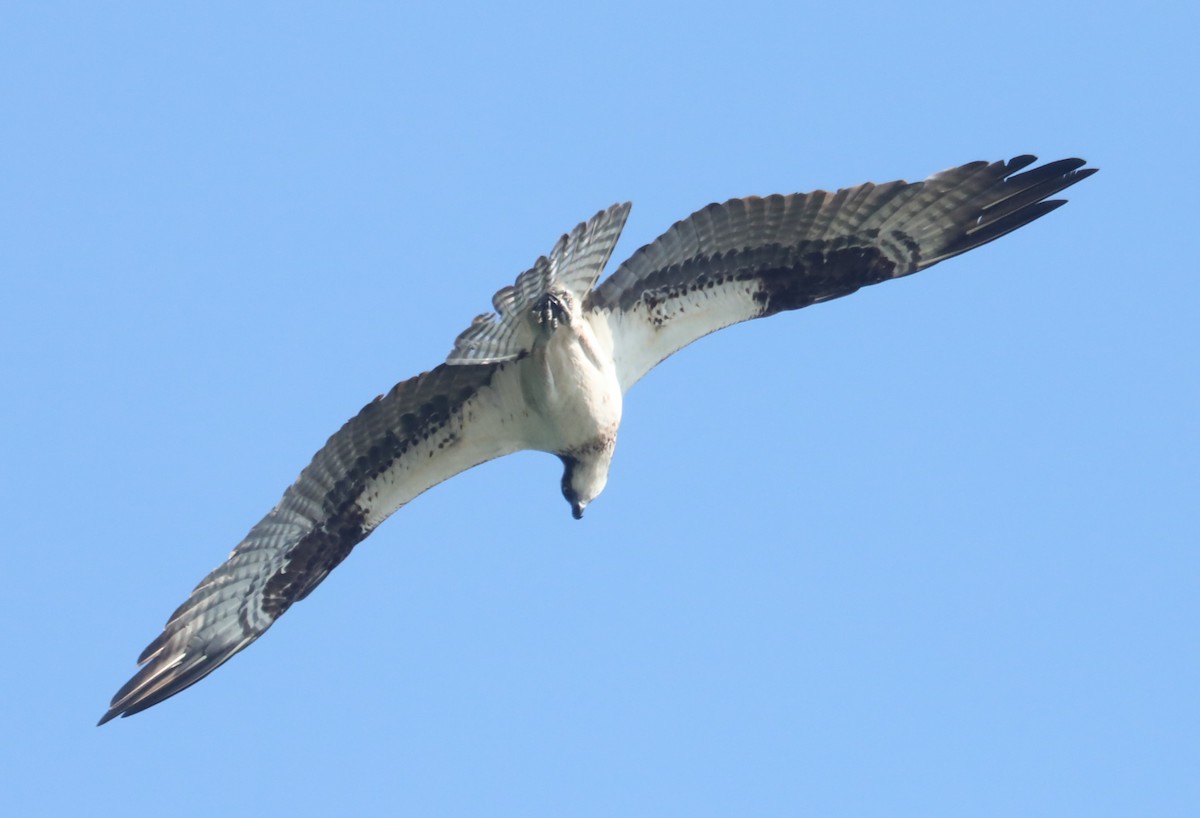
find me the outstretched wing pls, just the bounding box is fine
[100,360,531,724]
[589,156,1095,392]
[446,203,631,364]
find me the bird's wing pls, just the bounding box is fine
[588,156,1095,392]
[446,203,631,364]
[100,360,532,724]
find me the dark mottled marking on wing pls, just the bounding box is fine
[629,236,912,323]
[263,363,496,616]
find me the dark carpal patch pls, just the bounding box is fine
[261,505,368,618]
[752,242,902,317]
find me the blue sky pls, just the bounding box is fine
[2,1,1196,815]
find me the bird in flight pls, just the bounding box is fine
[100,155,1095,724]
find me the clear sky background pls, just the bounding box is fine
[2,2,1196,816]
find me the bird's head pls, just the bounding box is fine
[559,454,609,520]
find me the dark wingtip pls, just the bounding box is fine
[928,156,1096,264]
[1005,154,1039,173]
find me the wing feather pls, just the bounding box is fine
[100,360,528,723]
[590,156,1095,391]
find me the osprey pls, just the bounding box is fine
[100,155,1095,724]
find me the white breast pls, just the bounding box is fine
[519,315,623,454]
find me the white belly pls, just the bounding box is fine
[520,317,623,454]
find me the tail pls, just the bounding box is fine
[446,203,631,364]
